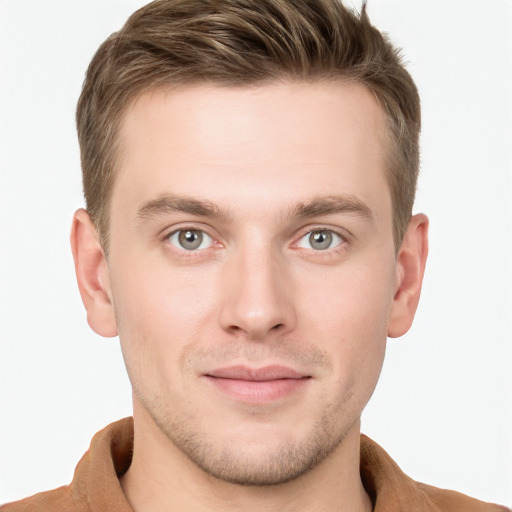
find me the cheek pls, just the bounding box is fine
[299,257,395,336]
[109,260,220,389]
[111,257,219,335]
[297,259,393,393]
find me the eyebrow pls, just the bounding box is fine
[136,193,373,223]
[290,195,373,221]
[136,194,231,221]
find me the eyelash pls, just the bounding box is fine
[293,227,347,254]
[162,226,220,255]
[162,225,348,257]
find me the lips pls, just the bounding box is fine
[206,365,308,381]
[204,365,311,402]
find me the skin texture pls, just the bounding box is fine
[71,81,428,512]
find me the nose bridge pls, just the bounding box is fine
[219,233,295,339]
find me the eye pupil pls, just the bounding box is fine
[178,230,203,250]
[309,230,332,250]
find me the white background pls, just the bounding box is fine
[1,0,511,507]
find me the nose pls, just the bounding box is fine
[218,242,297,340]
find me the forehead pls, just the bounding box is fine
[120,80,387,156]
[112,81,390,222]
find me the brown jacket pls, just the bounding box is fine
[1,418,509,511]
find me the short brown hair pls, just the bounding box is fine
[77,0,420,252]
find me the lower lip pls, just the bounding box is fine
[205,376,310,403]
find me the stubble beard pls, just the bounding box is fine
[141,394,354,487]
[124,339,367,486]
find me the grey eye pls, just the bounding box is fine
[297,230,344,251]
[168,229,213,251]
[309,231,332,250]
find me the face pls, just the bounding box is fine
[105,82,399,485]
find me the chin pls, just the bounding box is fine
[152,408,353,486]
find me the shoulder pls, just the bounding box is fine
[360,434,510,512]
[1,418,134,512]
[0,486,81,512]
[416,482,511,512]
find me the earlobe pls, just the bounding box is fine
[70,209,118,337]
[387,213,429,338]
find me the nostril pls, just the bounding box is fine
[272,323,284,330]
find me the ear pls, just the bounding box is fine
[387,213,429,338]
[70,209,118,337]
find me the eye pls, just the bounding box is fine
[297,229,344,251]
[167,229,214,251]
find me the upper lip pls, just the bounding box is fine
[206,365,309,381]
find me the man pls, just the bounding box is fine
[1,0,510,511]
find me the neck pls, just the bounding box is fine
[121,400,371,512]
